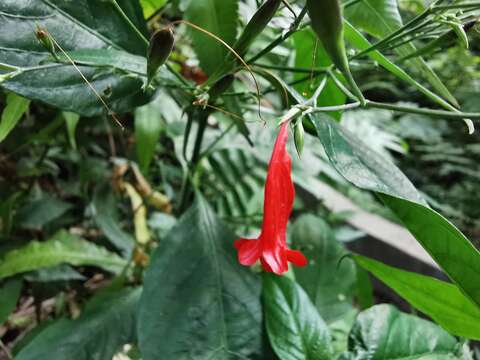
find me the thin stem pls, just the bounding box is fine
[305,76,328,106]
[307,102,362,113]
[327,70,359,102]
[433,2,480,10]
[246,6,308,64]
[307,100,480,119]
[351,7,433,59]
[178,111,209,212]
[166,63,191,87]
[253,63,328,74]
[0,62,19,71]
[197,122,236,162]
[0,340,12,360]
[367,101,480,119]
[110,0,149,46]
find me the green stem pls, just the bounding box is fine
[0,62,19,71]
[247,6,308,63]
[351,7,433,59]
[178,111,209,212]
[433,2,480,10]
[308,100,480,119]
[253,63,328,74]
[197,122,235,163]
[166,63,191,87]
[110,0,149,46]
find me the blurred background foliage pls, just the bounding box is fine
[1,0,480,358]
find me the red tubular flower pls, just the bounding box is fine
[234,122,308,275]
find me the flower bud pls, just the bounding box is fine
[294,120,305,158]
[147,28,174,87]
[35,26,57,59]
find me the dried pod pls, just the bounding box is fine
[306,0,366,105]
[147,28,175,87]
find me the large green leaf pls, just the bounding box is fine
[354,255,480,340]
[340,304,462,360]
[137,196,262,359]
[263,274,334,360]
[15,287,141,360]
[345,0,457,106]
[0,278,22,325]
[0,92,30,143]
[379,194,480,308]
[134,95,165,173]
[313,114,423,203]
[291,214,357,323]
[0,230,127,279]
[185,0,238,75]
[312,113,480,308]
[0,0,151,115]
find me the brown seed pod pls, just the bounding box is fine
[147,28,175,87]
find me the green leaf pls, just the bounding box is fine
[185,0,239,75]
[63,112,80,150]
[138,196,262,359]
[292,29,346,120]
[91,184,134,256]
[135,96,165,173]
[15,287,141,360]
[291,214,357,323]
[140,0,167,18]
[17,195,72,230]
[0,278,22,325]
[0,92,30,143]
[312,113,480,309]
[312,114,423,203]
[25,264,86,283]
[263,274,334,360]
[354,255,480,340]
[345,0,458,106]
[343,22,460,114]
[379,194,480,308]
[341,304,461,360]
[0,1,151,115]
[0,230,127,280]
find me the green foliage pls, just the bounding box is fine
[292,214,357,323]
[138,196,262,359]
[0,230,127,279]
[380,194,480,308]
[263,274,334,360]
[134,95,165,173]
[1,0,480,358]
[0,93,30,143]
[185,0,238,75]
[15,287,141,360]
[354,255,480,339]
[339,304,462,360]
[0,278,22,325]
[0,0,150,116]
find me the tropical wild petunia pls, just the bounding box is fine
[234,122,307,275]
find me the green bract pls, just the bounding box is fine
[306,0,366,105]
